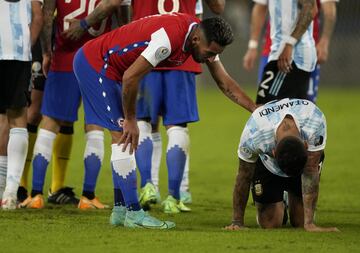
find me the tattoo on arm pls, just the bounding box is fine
[291,0,316,40]
[85,0,117,27]
[40,0,56,54]
[302,151,322,225]
[232,159,256,225]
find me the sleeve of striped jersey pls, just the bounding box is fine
[237,128,258,163]
[253,0,268,5]
[141,28,172,67]
[195,0,203,15]
[307,114,327,152]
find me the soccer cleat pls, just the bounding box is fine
[162,195,191,214]
[180,191,192,204]
[19,194,44,209]
[124,209,175,229]
[17,186,28,203]
[1,194,18,210]
[48,187,79,205]
[139,182,157,209]
[109,206,127,226]
[78,196,109,209]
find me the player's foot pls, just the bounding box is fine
[139,182,157,209]
[19,194,44,209]
[17,186,28,203]
[109,206,127,226]
[162,195,191,214]
[124,209,175,229]
[180,191,192,204]
[78,196,109,209]
[47,187,79,205]
[1,193,18,210]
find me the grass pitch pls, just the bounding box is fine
[0,87,359,253]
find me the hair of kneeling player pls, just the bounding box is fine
[200,17,234,47]
[275,136,308,177]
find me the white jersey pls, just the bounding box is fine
[195,0,203,15]
[254,0,317,72]
[238,98,327,177]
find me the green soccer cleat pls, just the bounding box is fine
[109,206,127,226]
[139,182,157,209]
[124,209,175,229]
[162,195,191,214]
[180,191,192,204]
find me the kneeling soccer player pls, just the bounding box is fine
[226,98,338,232]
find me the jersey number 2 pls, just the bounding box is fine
[63,0,107,37]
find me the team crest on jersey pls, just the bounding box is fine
[155,47,170,61]
[254,183,263,196]
[315,136,324,146]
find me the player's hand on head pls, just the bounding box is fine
[243,48,258,72]
[119,118,139,154]
[304,224,340,232]
[278,44,293,73]
[63,19,85,41]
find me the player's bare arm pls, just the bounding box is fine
[225,159,255,230]
[243,3,267,71]
[302,150,339,232]
[116,4,130,26]
[30,1,43,47]
[63,0,123,40]
[278,0,317,73]
[317,1,337,64]
[119,56,154,154]
[206,60,257,113]
[205,0,225,15]
[40,0,56,77]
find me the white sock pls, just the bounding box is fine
[0,156,7,199]
[180,153,190,192]
[4,128,28,198]
[33,128,57,162]
[151,132,162,190]
[84,130,104,162]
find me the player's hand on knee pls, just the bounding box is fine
[119,119,139,154]
[304,223,340,232]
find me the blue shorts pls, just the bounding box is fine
[41,71,81,122]
[307,64,320,103]
[73,48,123,131]
[136,70,199,126]
[258,55,269,84]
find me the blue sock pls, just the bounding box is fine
[135,121,153,187]
[166,146,186,200]
[31,154,49,196]
[135,137,153,187]
[83,154,101,193]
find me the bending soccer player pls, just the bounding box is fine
[225,98,338,232]
[73,13,255,228]
[21,0,127,209]
[131,0,225,213]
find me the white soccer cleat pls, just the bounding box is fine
[1,195,18,210]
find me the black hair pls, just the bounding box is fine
[200,17,234,47]
[275,136,308,177]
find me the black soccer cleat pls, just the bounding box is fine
[17,186,29,203]
[47,187,80,205]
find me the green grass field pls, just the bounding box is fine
[1,87,359,253]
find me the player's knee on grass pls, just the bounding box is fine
[256,202,284,229]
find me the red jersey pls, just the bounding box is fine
[51,0,112,72]
[262,0,321,56]
[132,0,201,74]
[83,13,200,81]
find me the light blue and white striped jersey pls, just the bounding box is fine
[0,0,32,61]
[254,0,317,72]
[238,98,326,177]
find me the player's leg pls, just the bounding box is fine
[161,70,199,213]
[180,153,191,204]
[135,72,162,209]
[1,60,30,209]
[307,64,321,103]
[150,121,161,193]
[19,41,46,202]
[0,113,9,203]
[252,160,286,228]
[73,48,174,228]
[78,124,108,209]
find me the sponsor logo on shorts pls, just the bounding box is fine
[254,183,263,196]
